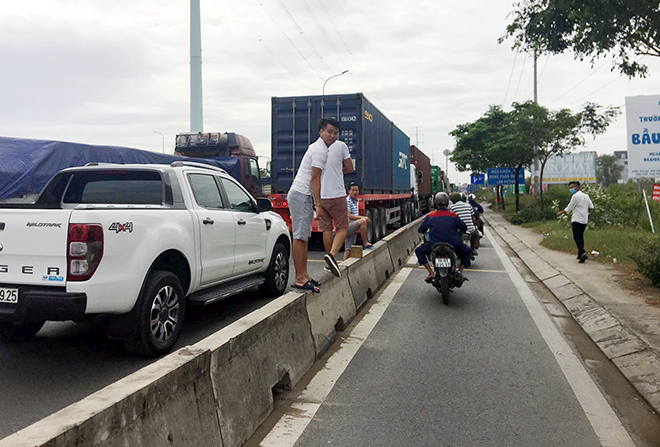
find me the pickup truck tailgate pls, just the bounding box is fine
[0,210,71,286]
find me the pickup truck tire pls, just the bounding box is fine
[260,243,289,297]
[124,270,186,357]
[0,320,45,343]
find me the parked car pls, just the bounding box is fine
[0,161,290,356]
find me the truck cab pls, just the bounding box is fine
[175,132,262,198]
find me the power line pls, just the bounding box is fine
[503,51,518,106]
[254,0,325,81]
[511,53,527,106]
[276,0,334,73]
[546,60,608,106]
[225,0,308,88]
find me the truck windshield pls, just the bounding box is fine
[63,171,163,205]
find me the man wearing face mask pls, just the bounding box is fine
[556,181,594,263]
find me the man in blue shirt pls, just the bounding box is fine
[415,192,473,283]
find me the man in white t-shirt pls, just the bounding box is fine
[557,181,594,263]
[319,139,354,273]
[288,118,339,292]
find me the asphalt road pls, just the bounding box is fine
[0,236,341,440]
[285,235,620,447]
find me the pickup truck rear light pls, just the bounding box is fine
[67,224,104,281]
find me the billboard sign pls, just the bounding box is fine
[530,152,596,184]
[471,173,485,185]
[626,95,660,178]
[487,168,524,185]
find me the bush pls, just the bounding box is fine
[631,236,660,287]
[511,201,557,224]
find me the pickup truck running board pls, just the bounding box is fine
[188,276,266,306]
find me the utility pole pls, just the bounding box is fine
[532,49,540,195]
[190,0,203,132]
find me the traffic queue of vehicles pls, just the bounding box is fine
[0,92,446,356]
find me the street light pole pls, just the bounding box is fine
[321,70,349,117]
[153,131,165,153]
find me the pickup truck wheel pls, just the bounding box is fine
[124,270,186,357]
[0,320,45,343]
[260,243,289,297]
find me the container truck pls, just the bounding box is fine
[270,93,423,242]
[410,145,433,215]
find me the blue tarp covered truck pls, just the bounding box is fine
[0,135,253,201]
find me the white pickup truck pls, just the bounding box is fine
[0,162,291,356]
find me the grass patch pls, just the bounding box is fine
[521,220,652,268]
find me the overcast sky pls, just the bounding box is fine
[1,0,658,184]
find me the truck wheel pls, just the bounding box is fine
[0,320,45,342]
[371,208,381,242]
[379,208,387,237]
[124,270,186,357]
[366,208,376,243]
[260,243,289,297]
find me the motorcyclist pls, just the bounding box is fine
[468,193,484,233]
[450,192,481,254]
[415,192,473,283]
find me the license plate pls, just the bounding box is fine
[435,258,451,268]
[0,287,18,304]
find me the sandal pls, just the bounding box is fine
[291,280,321,293]
[310,278,321,287]
[424,276,434,283]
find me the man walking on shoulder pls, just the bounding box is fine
[288,118,340,293]
[557,181,594,263]
[320,138,354,276]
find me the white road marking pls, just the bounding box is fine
[486,226,635,447]
[259,258,415,447]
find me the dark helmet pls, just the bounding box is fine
[449,192,462,203]
[434,192,450,207]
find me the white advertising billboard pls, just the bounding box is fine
[626,95,660,178]
[531,152,596,184]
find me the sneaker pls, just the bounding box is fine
[579,253,588,263]
[324,253,341,277]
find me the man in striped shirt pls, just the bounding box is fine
[343,183,373,260]
[450,192,480,253]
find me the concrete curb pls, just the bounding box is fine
[1,217,424,447]
[486,214,660,415]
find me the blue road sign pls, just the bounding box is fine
[470,173,485,185]
[487,167,525,185]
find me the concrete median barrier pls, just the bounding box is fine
[0,347,220,447]
[195,292,316,447]
[2,218,423,447]
[364,240,395,285]
[305,272,356,358]
[344,255,380,310]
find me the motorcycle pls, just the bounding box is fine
[428,242,466,305]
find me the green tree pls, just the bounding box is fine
[535,102,619,208]
[450,105,536,212]
[596,154,624,186]
[500,0,660,77]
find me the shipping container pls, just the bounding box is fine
[269,93,418,242]
[271,93,409,194]
[431,165,441,195]
[410,145,433,214]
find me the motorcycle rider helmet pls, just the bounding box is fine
[468,194,475,201]
[449,192,462,203]
[434,192,450,208]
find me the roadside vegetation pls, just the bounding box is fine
[480,182,660,288]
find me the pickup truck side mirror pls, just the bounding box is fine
[257,197,273,212]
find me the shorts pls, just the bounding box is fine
[288,189,314,241]
[344,220,360,250]
[318,196,349,232]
